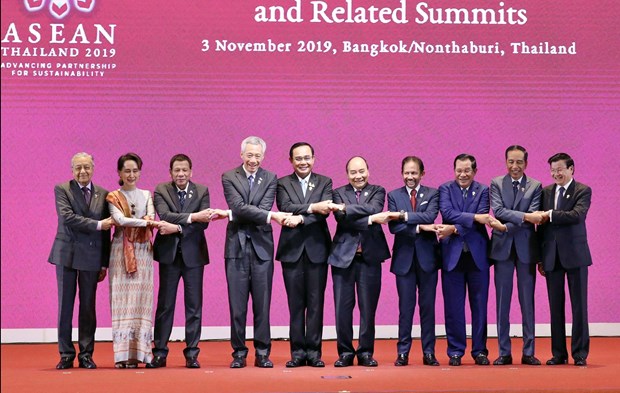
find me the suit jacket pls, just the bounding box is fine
[489,174,542,263]
[538,180,592,271]
[387,185,440,275]
[48,180,111,271]
[153,181,210,267]
[328,183,391,268]
[276,172,333,263]
[222,166,278,261]
[439,180,490,272]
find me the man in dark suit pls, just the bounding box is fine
[437,153,493,366]
[538,152,592,366]
[222,136,290,368]
[149,154,219,369]
[276,142,333,368]
[387,156,441,367]
[328,156,395,367]
[488,145,543,366]
[48,152,113,370]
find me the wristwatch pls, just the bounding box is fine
[399,210,406,221]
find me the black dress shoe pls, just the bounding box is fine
[307,358,325,367]
[254,355,273,368]
[230,356,246,368]
[78,356,97,369]
[186,357,201,368]
[56,357,74,370]
[394,354,409,366]
[423,353,440,366]
[474,353,490,366]
[146,356,167,369]
[574,357,587,366]
[493,355,513,365]
[448,355,462,366]
[334,355,354,367]
[357,354,378,367]
[285,358,306,368]
[546,356,568,365]
[521,355,541,365]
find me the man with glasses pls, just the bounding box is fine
[437,153,493,366]
[276,142,334,368]
[537,153,592,366]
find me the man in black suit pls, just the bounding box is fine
[222,136,290,368]
[149,154,221,369]
[387,156,441,367]
[276,142,333,368]
[538,152,592,366]
[48,152,113,370]
[328,156,395,367]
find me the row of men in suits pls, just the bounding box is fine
[49,141,591,370]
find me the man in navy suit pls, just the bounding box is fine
[437,153,493,366]
[276,142,334,368]
[328,156,395,367]
[387,156,441,367]
[221,136,290,368]
[538,153,592,366]
[149,154,222,369]
[48,152,113,370]
[488,145,543,366]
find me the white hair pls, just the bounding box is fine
[71,152,94,167]
[240,136,266,154]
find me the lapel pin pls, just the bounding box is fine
[566,194,570,199]
[308,182,315,190]
[521,187,525,192]
[258,177,263,185]
[472,191,476,196]
[364,191,368,197]
[419,193,424,198]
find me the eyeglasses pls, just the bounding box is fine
[131,204,135,216]
[550,167,568,174]
[293,156,313,163]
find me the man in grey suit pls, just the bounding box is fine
[538,152,592,366]
[48,152,113,370]
[222,136,290,368]
[276,142,333,368]
[328,156,396,367]
[488,145,543,366]
[149,154,220,369]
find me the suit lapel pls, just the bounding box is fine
[501,175,515,209]
[183,182,197,212]
[452,182,464,210]
[166,182,182,211]
[235,166,251,203]
[303,173,316,203]
[248,167,263,203]
[358,185,372,204]
[344,184,357,205]
[513,176,527,208]
[563,180,577,209]
[416,186,427,212]
[289,173,305,203]
[70,180,90,215]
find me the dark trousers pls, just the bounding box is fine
[153,252,205,359]
[494,249,537,356]
[442,251,489,358]
[226,241,274,358]
[395,256,438,355]
[56,265,99,360]
[546,258,589,360]
[282,253,328,361]
[332,255,382,357]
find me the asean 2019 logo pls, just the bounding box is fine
[24,0,95,20]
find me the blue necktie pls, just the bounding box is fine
[556,186,565,210]
[512,181,519,198]
[248,175,254,192]
[82,187,91,208]
[301,179,307,197]
[178,190,186,209]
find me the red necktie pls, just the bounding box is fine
[410,189,417,211]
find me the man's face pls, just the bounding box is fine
[241,143,263,174]
[454,159,476,189]
[72,156,94,187]
[506,150,527,180]
[290,145,314,179]
[347,157,369,190]
[550,159,573,187]
[170,160,192,189]
[402,160,424,189]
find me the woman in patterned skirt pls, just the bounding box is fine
[107,152,160,368]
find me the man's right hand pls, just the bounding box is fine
[100,217,114,230]
[271,212,292,226]
[309,200,333,215]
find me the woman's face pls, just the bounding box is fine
[119,160,141,187]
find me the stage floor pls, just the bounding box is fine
[2,337,619,392]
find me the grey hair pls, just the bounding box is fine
[240,136,266,154]
[71,152,94,167]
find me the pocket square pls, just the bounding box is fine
[420,201,428,206]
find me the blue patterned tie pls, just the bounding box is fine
[556,186,565,210]
[82,187,91,208]
[248,175,254,192]
[178,190,186,209]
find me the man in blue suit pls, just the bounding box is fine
[387,156,441,367]
[328,156,395,367]
[437,153,493,366]
[488,145,543,366]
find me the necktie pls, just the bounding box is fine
[354,189,362,254]
[178,190,187,209]
[410,189,417,211]
[82,187,91,208]
[355,190,361,203]
[301,179,307,197]
[462,188,468,200]
[512,180,519,199]
[556,186,565,210]
[248,175,255,192]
